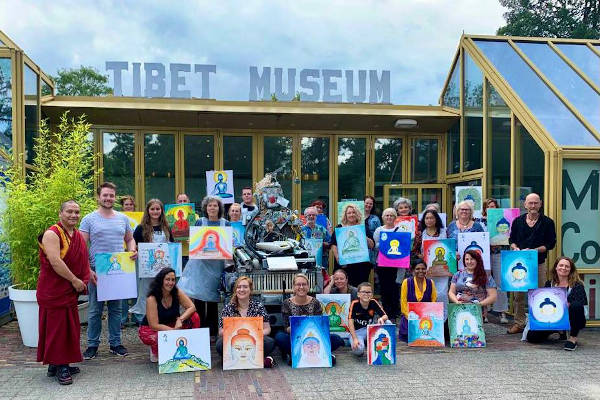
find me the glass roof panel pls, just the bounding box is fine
[556,43,600,87]
[474,40,599,146]
[442,59,460,108]
[516,41,600,134]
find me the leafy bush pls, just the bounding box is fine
[1,112,98,289]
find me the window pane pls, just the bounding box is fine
[144,133,175,203]
[464,53,483,171]
[517,121,544,211]
[338,137,366,201]
[184,135,214,207]
[0,58,11,154]
[41,80,52,96]
[422,188,443,212]
[263,136,293,201]
[488,83,511,207]
[388,187,417,212]
[442,60,460,108]
[411,139,438,183]
[103,132,135,198]
[556,43,600,87]
[516,42,600,133]
[474,40,598,146]
[24,65,38,164]
[301,137,329,212]
[374,138,402,215]
[446,121,460,174]
[223,136,253,203]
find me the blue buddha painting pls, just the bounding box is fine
[206,170,234,204]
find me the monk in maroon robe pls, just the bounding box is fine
[37,200,92,385]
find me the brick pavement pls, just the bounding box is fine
[0,316,599,400]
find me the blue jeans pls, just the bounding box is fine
[87,282,122,347]
[120,299,130,325]
[275,331,344,358]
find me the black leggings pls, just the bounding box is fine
[376,267,399,320]
[526,305,586,343]
[193,299,219,337]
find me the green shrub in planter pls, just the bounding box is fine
[1,113,99,290]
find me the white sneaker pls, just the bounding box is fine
[500,314,509,324]
[150,349,158,363]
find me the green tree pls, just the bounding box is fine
[497,0,600,38]
[52,66,113,96]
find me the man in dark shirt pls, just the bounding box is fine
[507,193,556,334]
[348,282,389,356]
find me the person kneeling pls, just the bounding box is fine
[526,257,587,351]
[399,259,437,342]
[138,268,200,362]
[349,282,389,356]
[216,276,276,367]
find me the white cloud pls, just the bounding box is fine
[1,0,506,104]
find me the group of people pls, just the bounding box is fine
[35,182,587,385]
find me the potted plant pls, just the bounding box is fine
[1,112,98,346]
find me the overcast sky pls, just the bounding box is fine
[0,1,506,105]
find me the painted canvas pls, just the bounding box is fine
[290,315,332,368]
[367,324,396,365]
[316,294,351,339]
[457,232,491,271]
[407,302,445,347]
[394,215,418,238]
[158,328,211,374]
[138,242,182,278]
[336,200,365,225]
[500,250,538,291]
[222,317,264,370]
[528,288,570,331]
[165,203,196,241]
[95,252,137,301]
[448,303,486,348]
[487,208,520,246]
[335,225,370,265]
[305,238,324,267]
[231,221,246,247]
[377,231,411,268]
[206,170,235,204]
[123,211,143,231]
[189,226,233,260]
[316,214,329,231]
[423,238,457,275]
[455,186,483,217]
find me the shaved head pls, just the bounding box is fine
[60,200,79,211]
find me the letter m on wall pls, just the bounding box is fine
[562,169,599,210]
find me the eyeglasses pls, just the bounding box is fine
[294,283,308,287]
[458,208,470,212]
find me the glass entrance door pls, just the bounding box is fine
[383,183,447,222]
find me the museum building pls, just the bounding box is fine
[0,30,599,324]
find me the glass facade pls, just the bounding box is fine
[41,79,52,96]
[487,83,511,207]
[463,52,483,171]
[374,138,402,214]
[516,121,544,210]
[301,137,329,211]
[442,59,460,108]
[0,58,11,154]
[24,65,38,164]
[223,136,253,201]
[516,41,600,133]
[184,135,214,206]
[446,121,459,174]
[338,137,366,201]
[474,40,599,147]
[144,133,175,203]
[103,132,135,198]
[411,138,437,183]
[556,43,600,87]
